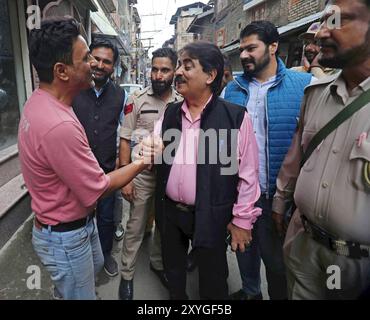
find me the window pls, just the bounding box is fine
[0,0,20,151]
[215,28,226,47]
[251,3,266,21]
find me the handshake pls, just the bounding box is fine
[132,134,163,167]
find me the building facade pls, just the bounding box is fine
[0,0,143,249]
[170,2,209,51]
[213,0,327,70]
[186,6,215,43]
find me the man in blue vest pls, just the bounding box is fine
[73,40,125,278]
[224,20,314,300]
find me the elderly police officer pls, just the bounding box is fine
[272,0,370,299]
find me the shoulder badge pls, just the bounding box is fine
[124,103,134,115]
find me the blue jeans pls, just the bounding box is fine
[96,194,115,255]
[236,196,287,299]
[32,218,104,300]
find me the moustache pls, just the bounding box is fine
[319,40,338,50]
[305,47,318,53]
[152,80,167,86]
[94,69,106,75]
[174,76,186,84]
[241,58,255,66]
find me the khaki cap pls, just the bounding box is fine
[298,22,321,40]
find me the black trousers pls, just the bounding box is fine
[161,198,229,300]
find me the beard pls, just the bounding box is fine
[241,47,271,78]
[93,69,111,87]
[152,79,173,95]
[305,51,318,64]
[319,30,370,68]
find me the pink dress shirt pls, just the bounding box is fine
[154,97,261,230]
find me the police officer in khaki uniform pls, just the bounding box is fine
[272,0,370,299]
[291,22,337,78]
[118,48,182,300]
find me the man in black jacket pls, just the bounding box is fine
[73,40,125,277]
[154,41,261,299]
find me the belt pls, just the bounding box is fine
[34,212,94,232]
[301,215,370,259]
[165,196,195,213]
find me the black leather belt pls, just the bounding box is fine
[35,212,94,232]
[165,196,195,213]
[301,215,370,259]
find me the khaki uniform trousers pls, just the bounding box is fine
[285,231,370,300]
[120,170,163,280]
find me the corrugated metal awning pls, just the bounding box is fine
[90,0,117,36]
[222,11,324,53]
[76,0,98,12]
[220,40,239,54]
[221,43,239,54]
[278,11,323,36]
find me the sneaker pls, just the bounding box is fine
[104,254,118,277]
[52,286,63,300]
[114,224,125,241]
[229,289,263,300]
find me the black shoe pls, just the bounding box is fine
[186,250,197,272]
[104,254,118,277]
[118,279,133,300]
[149,263,169,289]
[229,289,263,300]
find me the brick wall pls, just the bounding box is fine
[288,0,319,22]
[244,0,288,27]
[215,0,245,46]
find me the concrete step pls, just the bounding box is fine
[0,145,21,189]
[0,174,28,220]
[0,173,31,250]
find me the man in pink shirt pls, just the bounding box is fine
[154,41,261,299]
[18,18,157,300]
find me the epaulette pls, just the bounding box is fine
[304,72,342,93]
[132,86,148,98]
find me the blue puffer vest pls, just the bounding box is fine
[224,58,312,196]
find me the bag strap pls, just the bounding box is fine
[301,89,370,167]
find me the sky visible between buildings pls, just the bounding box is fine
[136,0,208,56]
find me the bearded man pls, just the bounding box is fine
[292,22,337,78]
[224,20,314,300]
[272,0,370,299]
[117,48,183,300]
[73,40,126,278]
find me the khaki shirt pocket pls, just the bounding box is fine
[137,109,159,132]
[301,129,317,172]
[348,139,370,192]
